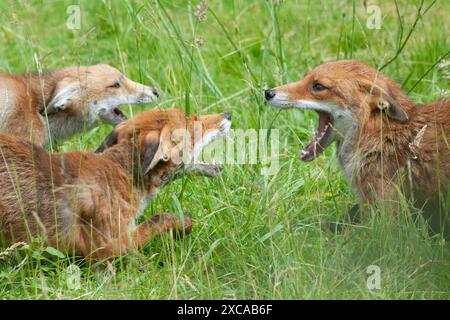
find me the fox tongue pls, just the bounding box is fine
[300,112,331,162]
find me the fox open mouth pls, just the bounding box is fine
[301,111,334,161]
[188,118,232,177]
[112,107,127,122]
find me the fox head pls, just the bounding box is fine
[41,64,158,128]
[95,108,232,193]
[265,60,410,161]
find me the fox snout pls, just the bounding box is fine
[126,80,159,103]
[264,89,276,101]
[263,86,299,109]
[93,77,160,126]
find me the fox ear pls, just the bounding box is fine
[377,88,409,123]
[95,130,118,153]
[45,80,80,115]
[362,81,409,123]
[141,131,161,175]
[142,128,173,175]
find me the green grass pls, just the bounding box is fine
[0,0,449,299]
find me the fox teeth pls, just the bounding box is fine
[315,125,329,141]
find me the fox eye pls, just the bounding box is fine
[312,83,327,92]
[109,82,121,88]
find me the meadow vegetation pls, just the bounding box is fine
[0,0,448,299]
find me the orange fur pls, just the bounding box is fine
[267,60,449,226]
[0,108,230,261]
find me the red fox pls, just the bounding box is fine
[0,64,158,146]
[266,60,449,231]
[0,108,231,261]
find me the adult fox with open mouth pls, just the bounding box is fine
[0,64,159,146]
[265,60,449,232]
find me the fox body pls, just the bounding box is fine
[0,108,231,261]
[266,60,449,228]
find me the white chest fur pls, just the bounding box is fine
[336,127,362,201]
